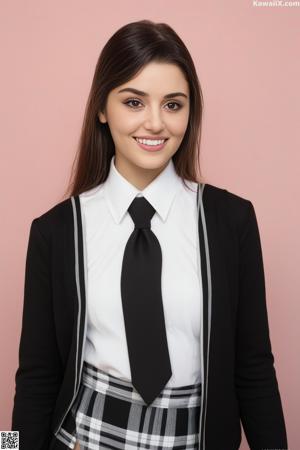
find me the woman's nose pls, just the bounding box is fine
[144,108,165,130]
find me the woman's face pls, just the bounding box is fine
[98,61,190,189]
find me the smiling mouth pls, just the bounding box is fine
[133,137,169,151]
[133,137,169,143]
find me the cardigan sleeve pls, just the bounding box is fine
[11,218,63,450]
[235,200,288,450]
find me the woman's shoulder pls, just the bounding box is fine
[203,181,252,207]
[29,196,74,240]
[202,182,255,232]
[184,179,252,205]
[29,184,105,239]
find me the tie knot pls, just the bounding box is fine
[128,196,156,229]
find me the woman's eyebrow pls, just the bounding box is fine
[117,87,188,99]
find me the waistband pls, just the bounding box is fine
[81,360,202,409]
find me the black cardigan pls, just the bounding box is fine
[11,183,288,450]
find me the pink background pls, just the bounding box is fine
[1,1,299,448]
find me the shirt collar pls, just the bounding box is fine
[103,155,183,224]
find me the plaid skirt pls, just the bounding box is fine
[56,360,202,449]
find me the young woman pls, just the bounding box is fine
[12,20,288,450]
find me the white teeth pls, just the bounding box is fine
[135,137,166,146]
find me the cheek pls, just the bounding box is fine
[117,116,141,135]
[109,121,135,141]
[168,115,189,138]
[106,103,138,133]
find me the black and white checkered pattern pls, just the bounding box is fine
[56,361,202,449]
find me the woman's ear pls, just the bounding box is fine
[98,111,107,124]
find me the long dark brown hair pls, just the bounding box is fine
[63,20,205,200]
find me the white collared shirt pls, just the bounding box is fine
[79,155,202,386]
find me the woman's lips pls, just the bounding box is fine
[133,137,168,152]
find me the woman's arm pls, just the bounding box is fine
[11,218,63,450]
[235,200,288,450]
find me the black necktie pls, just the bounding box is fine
[120,195,172,406]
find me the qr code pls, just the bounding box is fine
[1,432,19,449]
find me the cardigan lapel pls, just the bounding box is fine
[197,182,210,449]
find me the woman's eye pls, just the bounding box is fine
[166,102,181,111]
[125,99,142,108]
[123,99,182,111]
